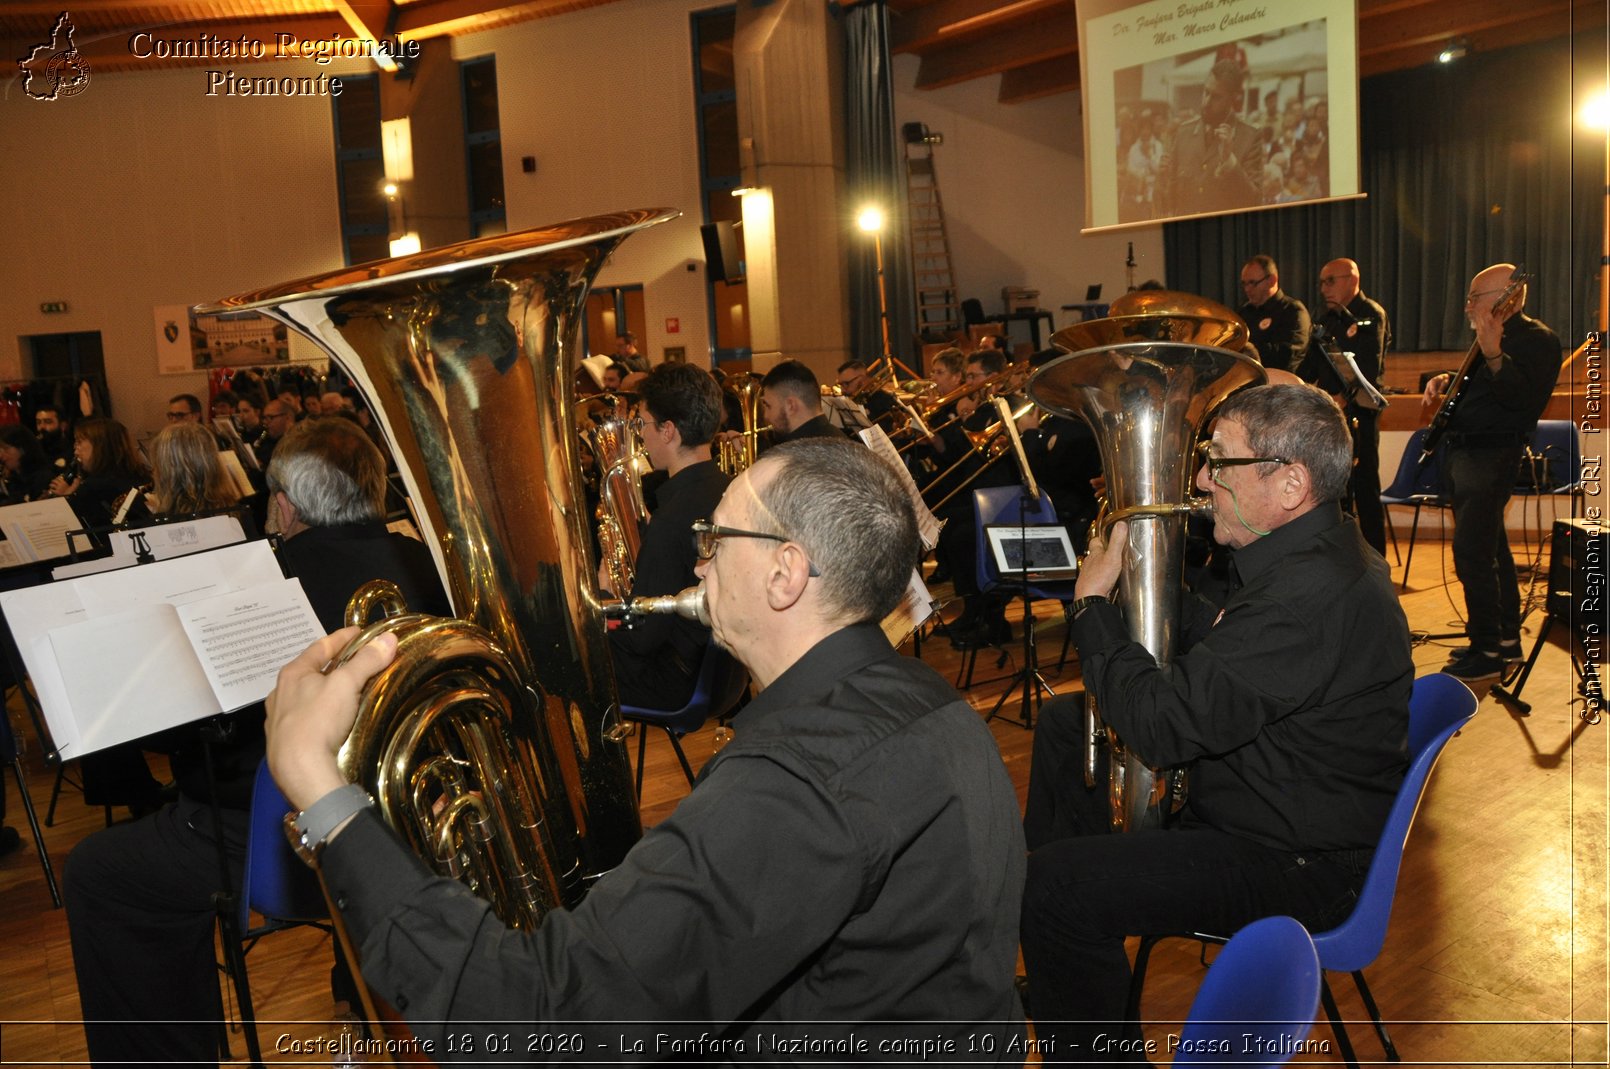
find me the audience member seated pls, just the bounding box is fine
[64,417,450,1069]
[599,363,730,708]
[0,426,55,504]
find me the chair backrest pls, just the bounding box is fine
[241,759,330,931]
[972,485,1061,594]
[1174,915,1321,1066]
[1518,420,1581,493]
[1310,674,1477,972]
[1381,428,1443,500]
[620,640,750,735]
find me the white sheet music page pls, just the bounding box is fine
[176,578,323,711]
[857,425,943,550]
[0,497,82,566]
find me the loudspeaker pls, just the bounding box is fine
[700,221,744,284]
[1546,518,1605,635]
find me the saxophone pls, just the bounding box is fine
[198,209,677,928]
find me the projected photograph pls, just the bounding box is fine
[1112,21,1330,224]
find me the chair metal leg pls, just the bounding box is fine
[1385,506,1401,566]
[1399,503,1424,591]
[1124,934,1163,1022]
[1320,975,1360,1069]
[46,762,66,826]
[215,892,265,1069]
[1350,968,1399,1061]
[633,724,648,800]
[663,729,697,787]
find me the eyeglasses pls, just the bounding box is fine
[628,416,662,435]
[1239,274,1270,289]
[691,519,821,576]
[1318,275,1345,287]
[165,410,190,421]
[1196,440,1291,475]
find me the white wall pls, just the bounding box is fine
[455,0,716,367]
[891,54,1167,336]
[0,60,349,440]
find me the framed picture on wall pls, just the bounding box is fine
[155,305,294,375]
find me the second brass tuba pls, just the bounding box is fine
[1028,292,1264,831]
[200,209,677,926]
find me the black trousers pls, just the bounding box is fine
[65,794,247,1069]
[1348,408,1385,555]
[1444,443,1525,652]
[1019,697,1367,1065]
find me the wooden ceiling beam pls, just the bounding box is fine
[913,6,1078,90]
[890,0,1066,54]
[391,0,604,39]
[997,52,1080,104]
[1360,0,1573,57]
[1360,6,1606,78]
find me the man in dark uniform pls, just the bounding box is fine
[759,360,845,446]
[1157,60,1265,218]
[1239,254,1311,372]
[1300,257,1391,555]
[601,363,730,708]
[836,359,897,428]
[1423,263,1563,680]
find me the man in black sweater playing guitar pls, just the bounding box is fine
[1422,263,1563,681]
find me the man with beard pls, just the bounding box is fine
[1157,60,1265,217]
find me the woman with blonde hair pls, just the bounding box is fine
[148,420,240,517]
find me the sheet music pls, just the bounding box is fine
[0,540,292,757]
[858,425,944,551]
[879,567,936,649]
[51,514,247,580]
[0,497,83,567]
[177,578,324,711]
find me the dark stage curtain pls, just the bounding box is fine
[842,0,916,369]
[1164,32,1605,351]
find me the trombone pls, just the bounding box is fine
[896,361,1031,455]
[920,394,1041,513]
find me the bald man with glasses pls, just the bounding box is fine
[1020,384,1411,1060]
[1238,254,1310,372]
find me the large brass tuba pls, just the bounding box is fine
[583,394,650,596]
[199,209,678,927]
[1028,292,1264,831]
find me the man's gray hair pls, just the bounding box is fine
[265,417,387,526]
[755,438,918,623]
[1215,383,1353,502]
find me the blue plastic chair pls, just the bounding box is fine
[1515,420,1583,505]
[1128,673,1479,1068]
[1173,916,1321,1067]
[620,642,750,798]
[1379,428,1448,590]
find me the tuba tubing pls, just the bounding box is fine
[200,209,678,928]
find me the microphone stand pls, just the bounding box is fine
[985,399,1055,730]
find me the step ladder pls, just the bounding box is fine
[905,131,962,344]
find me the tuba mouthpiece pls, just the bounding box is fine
[604,585,711,627]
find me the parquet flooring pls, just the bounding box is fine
[1,539,1604,1066]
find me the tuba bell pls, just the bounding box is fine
[1028,292,1264,831]
[199,209,678,932]
[584,393,651,596]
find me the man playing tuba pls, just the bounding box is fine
[1019,384,1412,1060]
[267,437,1026,1052]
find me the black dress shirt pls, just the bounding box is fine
[1301,292,1391,395]
[770,413,846,446]
[321,623,1026,1055]
[1073,503,1412,852]
[1445,312,1563,438]
[610,459,729,708]
[1241,290,1312,372]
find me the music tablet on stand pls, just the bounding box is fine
[985,523,1079,581]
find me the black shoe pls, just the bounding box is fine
[1447,641,1522,664]
[1442,650,1505,681]
[0,826,21,858]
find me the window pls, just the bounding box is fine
[331,75,389,265]
[461,58,506,237]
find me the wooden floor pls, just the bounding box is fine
[1,539,1604,1067]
